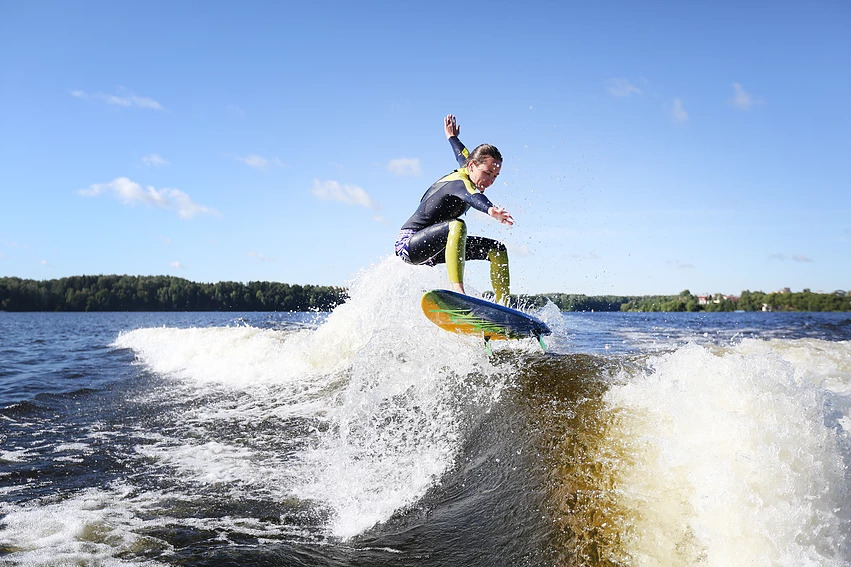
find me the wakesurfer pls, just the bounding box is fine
[395,114,513,304]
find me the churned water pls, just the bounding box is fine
[1,258,849,566]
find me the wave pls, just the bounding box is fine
[545,339,850,566]
[110,259,851,558]
[110,258,544,540]
[3,257,847,565]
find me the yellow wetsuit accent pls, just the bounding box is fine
[488,248,510,305]
[445,220,467,284]
[436,167,477,196]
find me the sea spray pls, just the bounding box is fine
[288,258,521,538]
[561,341,850,566]
[112,257,537,540]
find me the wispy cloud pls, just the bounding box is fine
[511,244,532,258]
[248,251,276,262]
[607,78,642,97]
[667,259,695,269]
[169,261,186,270]
[79,177,219,219]
[142,153,169,167]
[0,240,28,260]
[671,98,689,124]
[387,158,421,176]
[235,154,286,170]
[730,82,763,110]
[571,252,602,260]
[769,253,814,263]
[311,179,376,209]
[71,87,164,111]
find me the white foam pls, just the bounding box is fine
[0,485,167,566]
[135,440,262,485]
[0,481,318,565]
[735,338,851,394]
[288,258,513,537]
[110,256,518,539]
[0,448,35,463]
[602,340,850,565]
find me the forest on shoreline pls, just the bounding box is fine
[520,289,851,313]
[0,275,346,312]
[1,276,849,313]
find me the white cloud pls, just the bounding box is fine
[142,153,169,167]
[169,261,186,270]
[235,154,285,170]
[607,78,642,97]
[311,179,376,209]
[730,82,763,110]
[79,177,219,219]
[71,88,164,111]
[793,254,814,263]
[237,155,269,169]
[671,98,689,123]
[387,158,421,176]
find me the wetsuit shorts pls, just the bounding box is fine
[395,221,505,266]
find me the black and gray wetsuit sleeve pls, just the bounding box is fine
[448,136,469,167]
[461,186,493,215]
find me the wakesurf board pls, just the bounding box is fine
[421,289,551,351]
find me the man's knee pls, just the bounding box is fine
[448,219,467,235]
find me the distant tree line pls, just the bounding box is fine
[519,289,850,313]
[0,276,347,312]
[736,289,850,312]
[617,290,737,313]
[1,276,848,312]
[519,293,630,312]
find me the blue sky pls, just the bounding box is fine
[1,1,848,295]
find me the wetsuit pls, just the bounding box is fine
[396,136,510,303]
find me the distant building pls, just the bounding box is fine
[696,294,738,305]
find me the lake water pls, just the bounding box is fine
[2,260,850,566]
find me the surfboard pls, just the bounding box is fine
[421,289,551,351]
